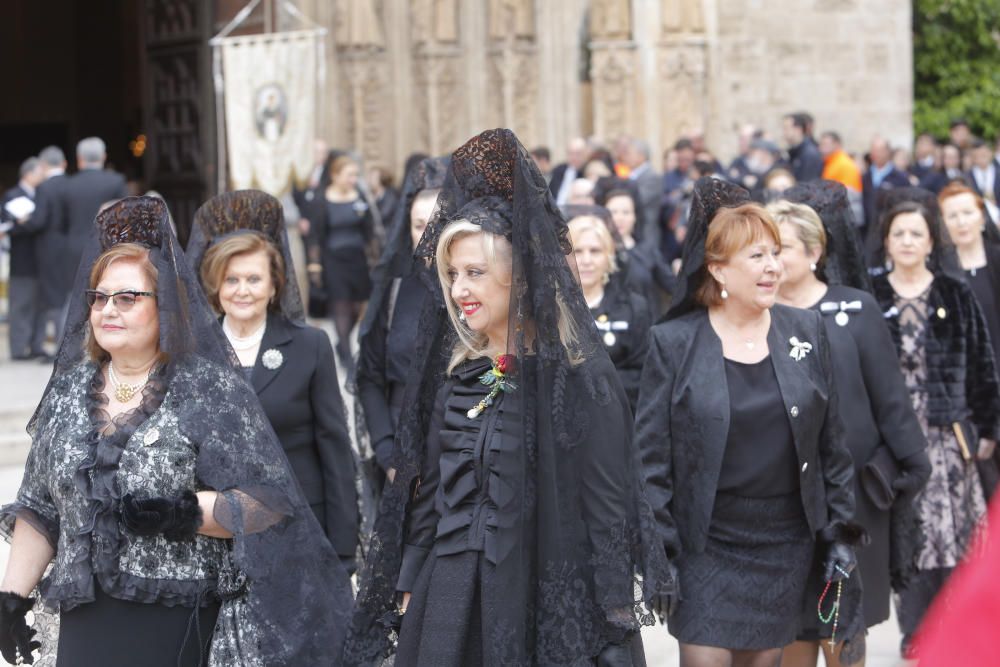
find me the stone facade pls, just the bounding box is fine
[288,0,912,170]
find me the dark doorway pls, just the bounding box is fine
[0,0,145,186]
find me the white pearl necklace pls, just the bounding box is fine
[223,317,266,351]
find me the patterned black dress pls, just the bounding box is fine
[893,286,986,636]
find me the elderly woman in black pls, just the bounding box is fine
[869,190,1000,655]
[187,190,360,574]
[0,197,351,666]
[769,182,930,667]
[637,178,861,667]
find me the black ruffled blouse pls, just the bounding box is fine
[397,356,522,590]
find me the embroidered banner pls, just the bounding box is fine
[218,29,323,195]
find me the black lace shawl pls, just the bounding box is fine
[344,130,673,665]
[14,196,352,664]
[785,180,872,292]
[185,189,306,323]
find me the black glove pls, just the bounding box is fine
[121,490,202,541]
[823,541,857,582]
[0,591,40,665]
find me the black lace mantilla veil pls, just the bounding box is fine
[185,189,306,322]
[26,196,352,664]
[785,180,872,292]
[352,156,450,485]
[344,130,673,665]
[664,177,752,322]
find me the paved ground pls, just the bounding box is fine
[0,321,911,665]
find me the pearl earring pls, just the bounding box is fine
[810,262,817,272]
[720,287,728,300]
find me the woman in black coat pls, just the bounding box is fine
[355,157,448,486]
[768,183,930,667]
[869,192,1000,655]
[566,211,651,412]
[601,187,676,317]
[637,178,862,666]
[188,190,360,573]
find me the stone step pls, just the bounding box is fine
[0,432,29,467]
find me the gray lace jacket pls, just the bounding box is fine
[0,359,275,665]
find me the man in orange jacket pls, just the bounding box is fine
[819,131,862,192]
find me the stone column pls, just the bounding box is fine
[655,0,708,150]
[485,1,540,145]
[588,0,640,143]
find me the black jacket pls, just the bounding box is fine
[591,276,651,412]
[788,138,824,183]
[547,163,574,201]
[861,167,911,259]
[1,185,40,277]
[356,273,431,471]
[31,173,72,307]
[63,168,128,282]
[872,273,1000,443]
[250,313,359,559]
[967,168,1000,209]
[636,304,856,558]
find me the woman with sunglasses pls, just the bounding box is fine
[0,197,352,666]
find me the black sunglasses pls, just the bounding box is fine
[85,289,156,311]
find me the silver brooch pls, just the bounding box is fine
[262,348,283,370]
[789,336,813,361]
[143,427,160,446]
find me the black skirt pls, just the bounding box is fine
[396,550,490,667]
[668,492,813,650]
[397,550,646,666]
[57,583,219,667]
[322,247,372,302]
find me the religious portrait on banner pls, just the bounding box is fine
[254,84,288,142]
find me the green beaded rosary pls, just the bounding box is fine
[817,565,850,647]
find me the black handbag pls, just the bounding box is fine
[862,444,901,511]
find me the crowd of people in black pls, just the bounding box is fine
[0,114,997,667]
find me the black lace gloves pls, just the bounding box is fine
[0,591,40,665]
[121,490,203,541]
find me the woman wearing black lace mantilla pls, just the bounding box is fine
[0,196,352,666]
[343,129,673,666]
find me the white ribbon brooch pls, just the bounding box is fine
[262,348,284,370]
[789,336,813,361]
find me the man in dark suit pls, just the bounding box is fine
[32,145,73,349]
[63,137,129,279]
[624,137,664,247]
[968,139,1000,223]
[548,137,589,206]
[2,158,47,359]
[862,136,912,263]
[783,112,824,183]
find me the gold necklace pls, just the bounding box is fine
[108,363,149,403]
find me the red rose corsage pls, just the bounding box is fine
[467,354,518,419]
